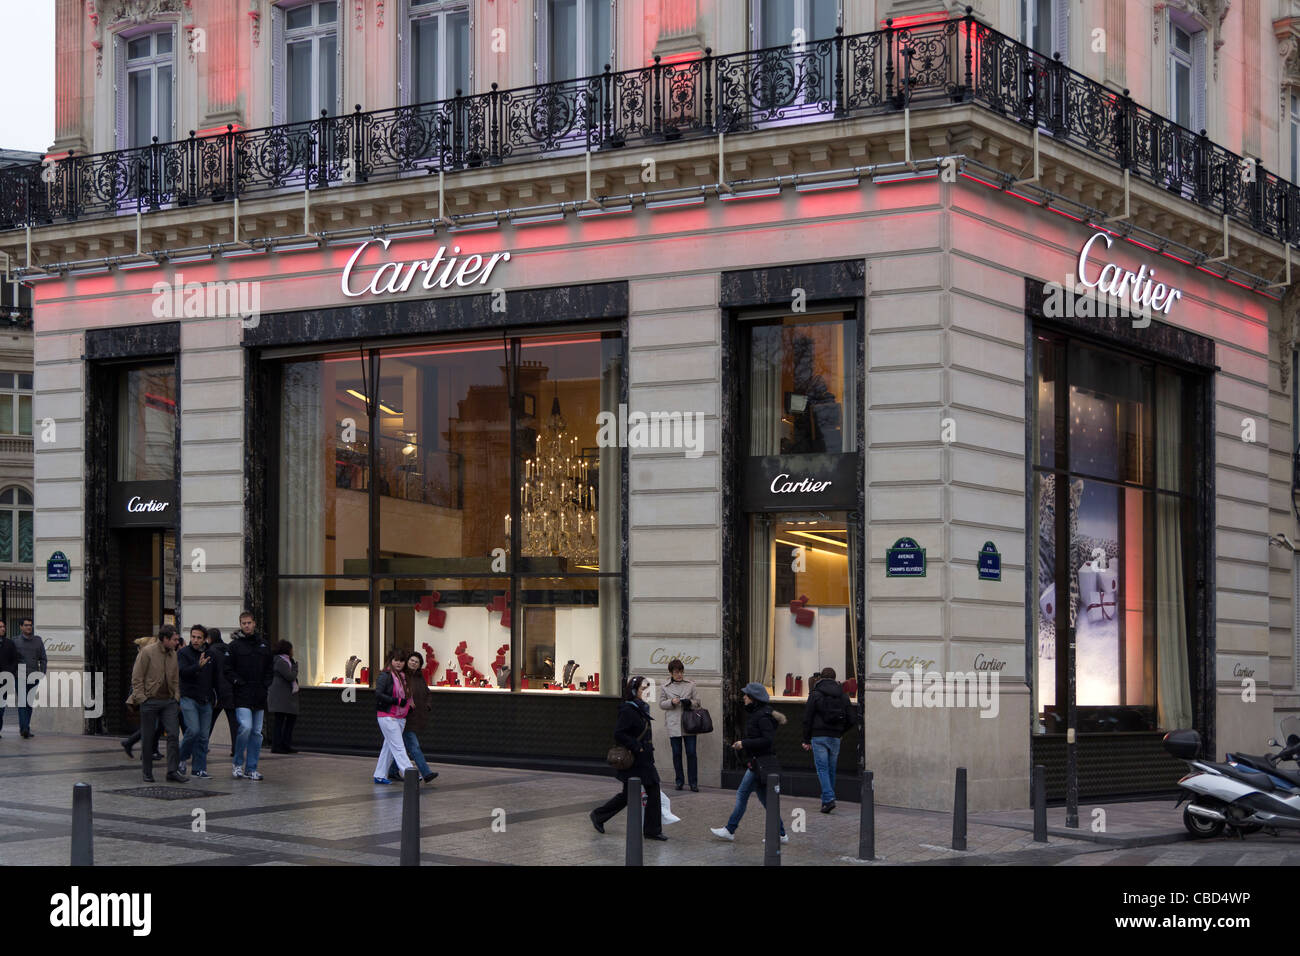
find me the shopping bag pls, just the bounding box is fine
[641,788,680,825]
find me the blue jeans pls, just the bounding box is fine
[178,698,212,773]
[234,708,265,772]
[669,735,698,788]
[810,736,841,804]
[725,769,786,836]
[17,705,32,734]
[389,729,432,778]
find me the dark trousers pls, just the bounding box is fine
[140,699,180,777]
[126,727,165,754]
[210,705,239,755]
[592,762,662,836]
[669,734,698,788]
[271,712,296,752]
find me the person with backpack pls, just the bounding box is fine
[710,682,787,843]
[802,667,854,812]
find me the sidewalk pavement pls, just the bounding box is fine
[972,800,1190,848]
[1,734,1125,866]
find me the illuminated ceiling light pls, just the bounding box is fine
[795,177,859,193]
[646,194,705,210]
[510,211,565,226]
[577,202,633,218]
[344,388,400,415]
[721,186,781,201]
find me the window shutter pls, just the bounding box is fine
[171,23,179,138]
[271,5,286,124]
[114,35,128,149]
[1192,28,1207,132]
[336,22,344,114]
[1053,0,1069,65]
[608,0,616,71]
[535,5,544,83]
[468,4,475,89]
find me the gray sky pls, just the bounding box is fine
[0,1,54,153]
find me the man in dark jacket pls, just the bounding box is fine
[710,682,787,843]
[177,625,216,778]
[0,621,17,738]
[14,618,46,738]
[226,612,273,781]
[802,667,854,813]
[204,628,238,756]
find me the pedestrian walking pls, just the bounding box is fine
[122,635,164,761]
[228,611,273,780]
[710,682,788,843]
[177,625,216,778]
[0,621,17,738]
[659,658,701,792]
[373,649,413,784]
[129,625,186,783]
[590,676,668,841]
[13,617,46,739]
[801,667,855,812]
[387,650,439,783]
[269,640,300,754]
[204,627,238,755]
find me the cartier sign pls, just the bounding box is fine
[743,454,857,512]
[341,237,511,298]
[110,481,177,529]
[1076,232,1182,317]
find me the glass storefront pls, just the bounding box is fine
[272,330,624,693]
[1032,331,1198,734]
[739,309,860,700]
[117,364,176,481]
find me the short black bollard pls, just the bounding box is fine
[71,782,93,866]
[763,774,781,867]
[399,769,420,866]
[1032,764,1047,842]
[858,770,875,861]
[625,776,642,866]
[952,767,967,851]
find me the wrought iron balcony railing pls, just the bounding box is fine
[2,10,1296,248]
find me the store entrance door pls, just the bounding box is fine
[104,528,177,734]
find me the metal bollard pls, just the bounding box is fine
[952,767,967,851]
[399,769,420,866]
[763,774,781,867]
[1032,764,1047,843]
[858,770,875,860]
[625,776,642,866]
[71,782,93,866]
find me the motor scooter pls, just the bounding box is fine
[1162,716,1300,838]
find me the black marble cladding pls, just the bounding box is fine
[720,259,866,309]
[85,322,180,360]
[242,282,628,348]
[720,260,866,785]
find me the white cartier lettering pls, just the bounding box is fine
[341,237,511,298]
[1077,231,1182,316]
[769,473,831,494]
[126,496,169,513]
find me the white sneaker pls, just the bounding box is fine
[709,827,735,841]
[246,770,263,781]
[232,766,244,779]
[762,834,791,845]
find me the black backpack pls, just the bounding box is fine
[820,685,850,731]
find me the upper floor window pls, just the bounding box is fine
[0,372,32,437]
[274,1,340,125]
[404,0,470,104]
[0,487,32,566]
[116,28,175,149]
[539,0,613,83]
[1022,0,1068,63]
[1167,18,1205,131]
[753,0,839,50]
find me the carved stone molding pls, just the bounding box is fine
[1158,0,1232,79]
[249,0,262,47]
[87,0,188,76]
[1281,282,1300,392]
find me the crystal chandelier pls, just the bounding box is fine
[506,392,599,566]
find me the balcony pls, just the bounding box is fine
[3,11,1295,254]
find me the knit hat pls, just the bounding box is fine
[742,681,770,704]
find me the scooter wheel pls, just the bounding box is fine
[1183,805,1225,839]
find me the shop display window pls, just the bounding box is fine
[518,576,617,693]
[117,364,176,482]
[1032,334,1196,735]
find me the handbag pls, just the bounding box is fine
[606,706,650,770]
[681,706,713,735]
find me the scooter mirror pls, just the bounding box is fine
[1269,738,1279,747]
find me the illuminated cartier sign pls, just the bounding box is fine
[341,237,511,298]
[1076,232,1182,316]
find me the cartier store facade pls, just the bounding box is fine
[30,164,1294,811]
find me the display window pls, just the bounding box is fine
[1032,331,1197,734]
[269,329,624,693]
[117,364,177,482]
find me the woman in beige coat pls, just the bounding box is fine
[658,659,702,791]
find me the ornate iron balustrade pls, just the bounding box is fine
[4,12,1298,249]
